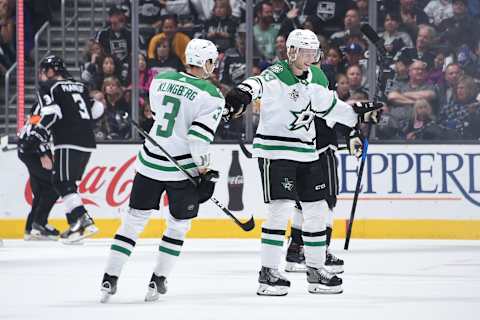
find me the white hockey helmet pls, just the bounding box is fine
[286,29,321,62]
[185,39,219,75]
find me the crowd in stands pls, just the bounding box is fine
[5,0,480,142]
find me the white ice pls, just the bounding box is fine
[1,239,479,320]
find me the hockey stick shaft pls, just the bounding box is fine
[126,115,255,231]
[344,23,385,250]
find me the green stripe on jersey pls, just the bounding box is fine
[111,244,131,256]
[159,246,181,256]
[138,152,197,171]
[155,71,223,99]
[188,129,212,143]
[303,241,326,247]
[261,238,284,246]
[253,143,316,153]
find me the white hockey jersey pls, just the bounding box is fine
[135,71,225,181]
[243,60,358,162]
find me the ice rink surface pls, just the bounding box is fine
[1,239,479,320]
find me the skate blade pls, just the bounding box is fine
[325,265,344,274]
[256,284,289,296]
[100,291,113,303]
[285,262,307,273]
[62,225,99,244]
[308,283,343,294]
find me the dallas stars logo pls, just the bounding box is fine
[289,102,315,131]
[281,178,294,191]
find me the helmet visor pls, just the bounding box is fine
[297,48,321,62]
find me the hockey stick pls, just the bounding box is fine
[124,114,255,232]
[344,24,385,250]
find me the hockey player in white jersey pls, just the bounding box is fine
[223,29,381,296]
[100,39,225,303]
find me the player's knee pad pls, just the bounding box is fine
[301,200,329,232]
[53,180,77,197]
[117,208,153,240]
[164,213,192,240]
[264,199,292,231]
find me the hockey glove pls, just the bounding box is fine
[352,102,383,124]
[223,87,252,122]
[196,170,219,203]
[346,129,364,159]
[23,125,49,152]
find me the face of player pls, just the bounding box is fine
[39,68,56,81]
[291,48,319,73]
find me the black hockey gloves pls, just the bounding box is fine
[197,170,220,203]
[346,129,364,159]
[23,126,49,152]
[352,102,383,124]
[223,87,252,122]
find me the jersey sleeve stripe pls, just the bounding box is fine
[40,104,63,119]
[191,121,215,136]
[143,145,192,161]
[187,129,212,143]
[253,143,316,153]
[138,152,197,172]
[255,133,315,145]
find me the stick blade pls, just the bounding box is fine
[239,215,255,231]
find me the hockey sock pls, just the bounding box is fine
[261,200,290,269]
[301,201,328,268]
[104,208,152,277]
[326,227,332,247]
[153,217,191,278]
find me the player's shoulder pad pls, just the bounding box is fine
[309,66,329,88]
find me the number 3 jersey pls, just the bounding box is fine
[242,60,359,162]
[37,79,97,151]
[137,71,225,181]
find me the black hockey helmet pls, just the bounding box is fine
[40,55,72,78]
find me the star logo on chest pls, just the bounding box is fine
[289,101,315,131]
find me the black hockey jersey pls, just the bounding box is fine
[17,98,52,155]
[38,79,96,150]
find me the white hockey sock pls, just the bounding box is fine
[301,201,328,269]
[104,208,152,277]
[261,200,291,269]
[153,215,191,278]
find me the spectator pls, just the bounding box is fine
[435,62,462,112]
[147,15,191,64]
[190,0,214,22]
[380,12,413,58]
[438,0,479,51]
[96,77,131,140]
[346,64,368,95]
[354,0,369,23]
[80,39,106,90]
[302,0,356,37]
[404,99,444,140]
[426,50,446,85]
[424,0,453,26]
[0,0,15,73]
[138,53,153,95]
[159,0,198,30]
[204,0,238,53]
[388,59,436,129]
[272,34,287,63]
[147,37,185,79]
[254,1,280,62]
[335,73,351,101]
[95,6,131,83]
[395,24,437,69]
[321,46,346,87]
[139,0,163,28]
[219,24,249,86]
[438,75,480,138]
[330,8,362,50]
[398,0,429,40]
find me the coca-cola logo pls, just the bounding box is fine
[24,156,136,207]
[228,175,244,185]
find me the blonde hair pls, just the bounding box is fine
[413,99,433,121]
[102,77,123,102]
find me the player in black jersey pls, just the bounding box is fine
[24,55,105,243]
[18,99,60,241]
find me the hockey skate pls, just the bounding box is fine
[145,273,168,302]
[257,266,291,296]
[100,273,118,303]
[325,250,344,274]
[60,213,98,244]
[285,242,306,273]
[306,266,343,294]
[30,223,60,241]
